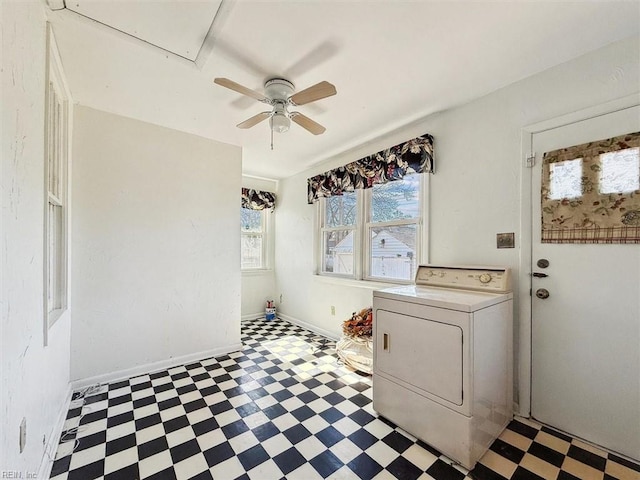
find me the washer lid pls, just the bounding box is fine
[373,285,513,312]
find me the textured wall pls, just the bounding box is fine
[70,106,242,381]
[1,3,73,476]
[274,36,640,393]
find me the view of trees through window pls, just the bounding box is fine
[371,175,420,222]
[241,208,263,269]
[323,192,356,274]
[322,175,421,281]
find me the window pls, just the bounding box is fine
[45,25,71,329]
[599,147,639,194]
[320,192,357,275]
[549,158,583,200]
[367,175,421,281]
[318,175,423,283]
[241,208,268,269]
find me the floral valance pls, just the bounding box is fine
[307,133,434,204]
[541,131,640,244]
[242,188,276,211]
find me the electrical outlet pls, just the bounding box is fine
[330,306,336,316]
[19,417,26,453]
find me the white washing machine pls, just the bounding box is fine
[372,265,513,469]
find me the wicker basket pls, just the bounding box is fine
[336,335,373,374]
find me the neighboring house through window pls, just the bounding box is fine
[319,174,423,283]
[321,192,357,275]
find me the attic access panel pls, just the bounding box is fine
[67,0,223,61]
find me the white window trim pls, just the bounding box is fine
[44,24,72,343]
[318,196,359,279]
[241,208,274,271]
[315,175,429,284]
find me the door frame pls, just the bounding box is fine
[517,93,640,418]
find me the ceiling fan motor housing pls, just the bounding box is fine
[264,78,295,102]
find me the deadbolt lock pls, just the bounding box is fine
[537,259,550,268]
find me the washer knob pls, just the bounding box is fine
[479,273,492,284]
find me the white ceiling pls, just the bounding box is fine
[64,0,224,61]
[48,1,640,179]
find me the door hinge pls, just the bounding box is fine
[525,153,535,168]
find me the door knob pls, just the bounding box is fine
[532,272,548,278]
[536,288,550,299]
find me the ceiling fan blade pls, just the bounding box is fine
[290,112,326,135]
[237,112,271,129]
[289,81,337,106]
[214,78,269,103]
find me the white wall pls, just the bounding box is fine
[1,3,72,476]
[71,106,242,381]
[241,175,278,319]
[275,37,640,381]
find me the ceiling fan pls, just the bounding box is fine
[214,77,337,147]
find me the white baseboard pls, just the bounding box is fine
[71,343,243,391]
[38,384,73,480]
[277,313,340,341]
[241,313,264,322]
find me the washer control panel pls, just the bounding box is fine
[415,265,511,293]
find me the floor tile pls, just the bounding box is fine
[473,461,510,480]
[103,446,137,475]
[567,444,608,471]
[510,465,545,480]
[479,449,518,479]
[519,452,561,478]
[347,452,383,479]
[605,459,640,480]
[527,441,565,467]
[426,458,466,480]
[202,441,234,467]
[562,455,605,480]
[48,318,640,480]
[533,430,571,455]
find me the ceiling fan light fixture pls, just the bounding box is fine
[214,76,335,140]
[270,112,290,133]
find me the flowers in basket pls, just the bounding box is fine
[342,307,373,338]
[338,307,374,374]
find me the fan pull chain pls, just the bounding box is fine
[271,126,274,150]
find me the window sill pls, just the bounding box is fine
[313,274,402,290]
[242,269,274,277]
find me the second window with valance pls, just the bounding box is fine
[310,134,434,283]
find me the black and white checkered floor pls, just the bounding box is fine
[50,318,640,480]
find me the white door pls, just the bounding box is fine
[531,105,640,460]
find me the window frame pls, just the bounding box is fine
[318,190,361,279]
[241,207,273,271]
[44,24,72,337]
[316,174,428,284]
